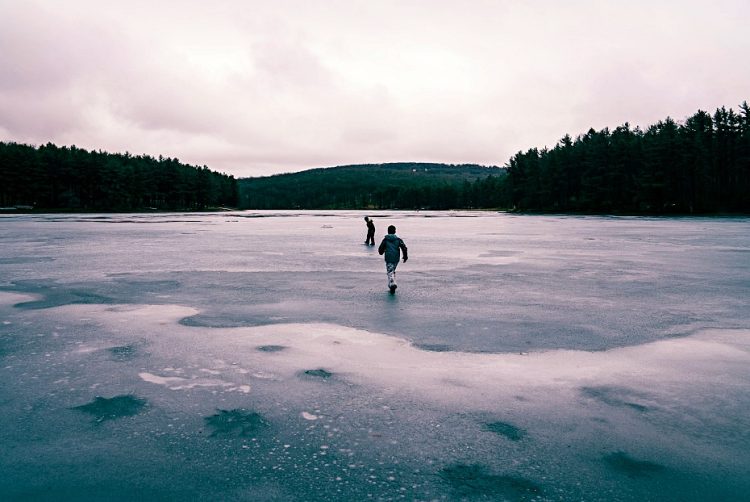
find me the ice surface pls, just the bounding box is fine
[1,211,749,500]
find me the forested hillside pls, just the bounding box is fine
[238,163,506,209]
[0,142,238,211]
[239,103,749,213]
[506,103,750,213]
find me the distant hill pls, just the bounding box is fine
[238,162,507,209]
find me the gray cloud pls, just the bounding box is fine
[1,0,749,178]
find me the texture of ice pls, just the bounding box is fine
[1,211,749,501]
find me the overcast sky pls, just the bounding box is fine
[1,1,748,178]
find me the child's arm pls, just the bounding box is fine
[400,240,408,262]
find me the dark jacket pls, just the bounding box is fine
[378,234,408,263]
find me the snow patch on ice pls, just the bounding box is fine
[139,372,189,386]
[0,291,38,306]
[139,371,250,393]
[43,303,750,414]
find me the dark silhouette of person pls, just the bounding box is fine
[378,224,408,294]
[364,216,375,246]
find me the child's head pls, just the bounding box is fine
[364,216,369,221]
[387,225,396,234]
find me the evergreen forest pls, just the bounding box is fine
[2,102,748,214]
[505,103,750,213]
[0,142,238,211]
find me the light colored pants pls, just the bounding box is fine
[386,261,398,288]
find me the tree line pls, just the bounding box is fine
[505,103,750,213]
[0,142,238,211]
[2,102,748,213]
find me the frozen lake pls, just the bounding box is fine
[1,211,749,500]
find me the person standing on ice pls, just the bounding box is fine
[378,224,408,294]
[364,216,376,245]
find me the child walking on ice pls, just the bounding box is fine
[378,225,408,294]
